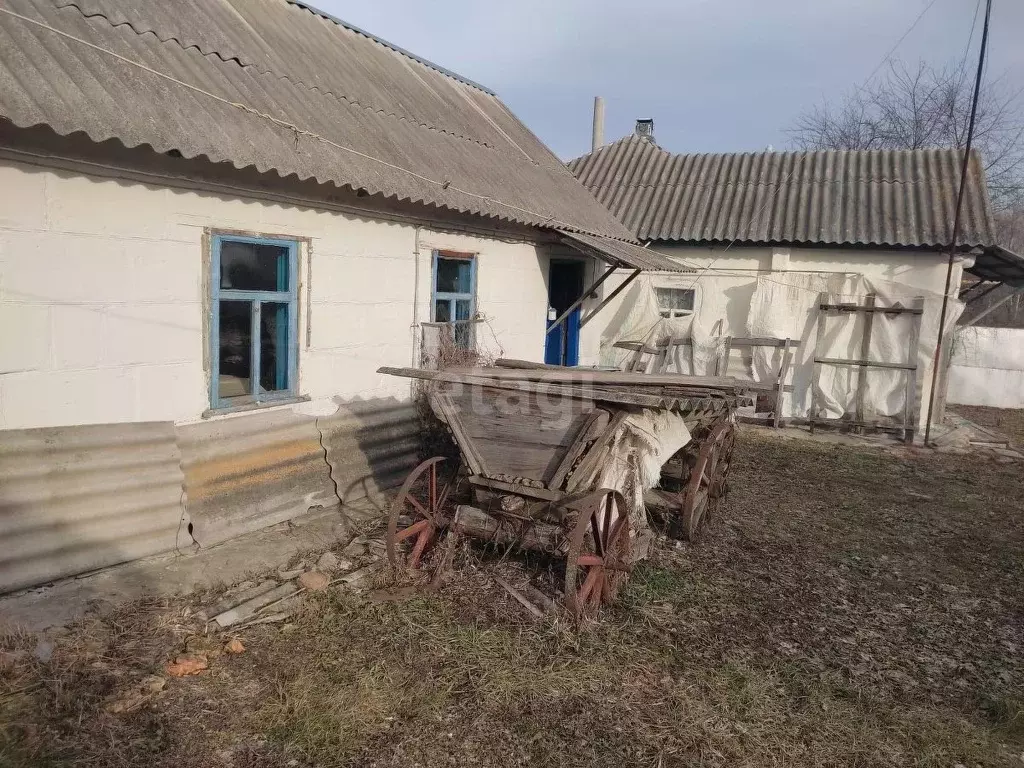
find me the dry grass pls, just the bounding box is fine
[952,404,1024,446]
[2,431,1022,767]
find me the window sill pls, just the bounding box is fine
[202,394,311,419]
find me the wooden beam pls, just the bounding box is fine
[819,302,923,315]
[854,294,876,426]
[547,265,618,334]
[813,357,916,371]
[580,268,642,328]
[467,475,564,501]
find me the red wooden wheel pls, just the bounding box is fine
[564,489,633,619]
[682,422,735,541]
[386,457,456,570]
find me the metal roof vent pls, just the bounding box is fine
[635,118,654,140]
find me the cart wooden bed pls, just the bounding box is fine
[378,362,764,617]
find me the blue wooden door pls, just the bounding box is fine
[544,261,584,366]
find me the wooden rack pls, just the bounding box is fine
[809,293,924,444]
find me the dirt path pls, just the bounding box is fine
[2,430,1022,767]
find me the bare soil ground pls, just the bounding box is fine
[2,430,1022,767]
[952,404,1024,446]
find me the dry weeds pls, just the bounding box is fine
[2,431,1022,767]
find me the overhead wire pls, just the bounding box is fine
[857,0,941,89]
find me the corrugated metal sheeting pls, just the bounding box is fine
[0,422,192,594]
[0,399,419,594]
[568,135,995,248]
[558,230,692,273]
[0,0,634,240]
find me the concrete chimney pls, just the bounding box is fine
[591,96,605,151]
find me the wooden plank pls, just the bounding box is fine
[547,409,610,490]
[467,475,564,501]
[774,338,793,428]
[431,393,487,476]
[903,297,924,444]
[563,410,630,492]
[814,357,916,371]
[809,292,828,434]
[855,294,876,427]
[444,387,593,483]
[819,302,924,315]
[654,333,677,373]
[438,365,759,390]
[716,336,733,377]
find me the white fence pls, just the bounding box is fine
[948,326,1024,409]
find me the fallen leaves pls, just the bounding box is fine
[165,654,208,678]
[224,638,245,655]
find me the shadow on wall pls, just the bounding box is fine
[0,397,420,598]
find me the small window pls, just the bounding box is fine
[432,251,476,349]
[655,287,695,318]
[211,235,298,409]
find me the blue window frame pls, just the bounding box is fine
[210,234,299,409]
[431,251,476,349]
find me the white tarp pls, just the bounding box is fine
[600,271,963,430]
[948,326,1024,409]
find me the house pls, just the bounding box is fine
[0,0,683,593]
[569,122,1024,434]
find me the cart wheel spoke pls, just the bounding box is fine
[564,489,633,620]
[386,457,458,572]
[680,422,735,543]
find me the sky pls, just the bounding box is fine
[314,0,1024,161]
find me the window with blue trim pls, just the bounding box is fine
[211,235,299,409]
[431,251,476,349]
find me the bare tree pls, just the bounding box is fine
[788,60,1024,211]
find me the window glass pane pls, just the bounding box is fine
[655,287,694,312]
[436,257,473,294]
[218,300,251,399]
[434,299,451,323]
[221,240,290,292]
[454,299,473,349]
[260,302,290,393]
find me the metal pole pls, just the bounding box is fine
[924,0,992,446]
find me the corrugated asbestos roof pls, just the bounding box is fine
[568,135,995,248]
[968,246,1024,288]
[0,0,634,239]
[557,230,691,273]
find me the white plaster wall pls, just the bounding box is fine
[948,326,1024,409]
[577,242,963,430]
[0,160,551,429]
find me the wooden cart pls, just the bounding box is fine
[378,363,753,617]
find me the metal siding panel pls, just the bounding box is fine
[0,422,189,594]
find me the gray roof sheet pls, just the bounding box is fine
[568,135,995,249]
[0,0,634,239]
[558,230,691,273]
